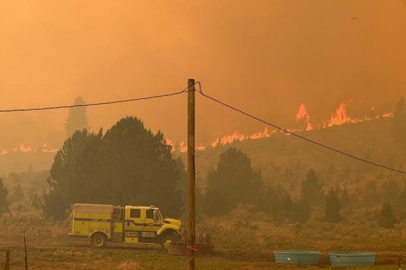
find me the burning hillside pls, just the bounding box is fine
[167,101,394,153]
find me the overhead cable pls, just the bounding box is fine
[0,86,191,113]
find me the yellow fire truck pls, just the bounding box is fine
[68,203,181,249]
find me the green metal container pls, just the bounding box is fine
[274,250,321,265]
[329,251,375,266]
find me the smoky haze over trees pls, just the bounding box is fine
[324,188,342,223]
[377,202,399,229]
[300,169,324,205]
[1,1,406,153]
[3,98,406,234]
[0,178,9,215]
[2,91,405,228]
[42,116,182,219]
[65,96,89,138]
[2,3,406,266]
[392,96,406,145]
[204,147,263,216]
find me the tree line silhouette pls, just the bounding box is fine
[0,96,405,230]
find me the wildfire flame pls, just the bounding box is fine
[42,143,58,153]
[249,128,274,139]
[219,131,246,146]
[179,102,395,152]
[296,104,313,131]
[165,139,174,148]
[7,103,396,155]
[19,143,34,153]
[0,143,58,155]
[327,103,351,127]
[179,141,187,153]
[196,143,206,151]
[211,132,244,148]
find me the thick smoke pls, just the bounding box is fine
[0,0,405,150]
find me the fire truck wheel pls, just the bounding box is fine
[91,233,107,248]
[160,235,174,250]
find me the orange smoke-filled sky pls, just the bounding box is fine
[1,0,406,149]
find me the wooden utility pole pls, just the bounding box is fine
[0,250,10,270]
[24,231,28,270]
[187,79,196,270]
[6,250,10,270]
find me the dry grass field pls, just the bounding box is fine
[1,202,406,270]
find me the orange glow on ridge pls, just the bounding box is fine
[41,143,58,153]
[296,104,313,131]
[249,127,274,139]
[382,112,393,118]
[9,104,396,155]
[327,103,352,127]
[19,143,34,153]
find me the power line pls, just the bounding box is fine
[0,86,190,113]
[1,81,404,175]
[197,88,406,175]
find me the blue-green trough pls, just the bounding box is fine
[274,250,321,265]
[329,252,375,266]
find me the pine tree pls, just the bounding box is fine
[65,96,89,138]
[257,186,292,224]
[290,198,311,223]
[0,178,9,215]
[204,147,263,216]
[382,178,400,206]
[392,96,406,144]
[397,190,406,209]
[340,187,353,208]
[325,188,341,223]
[27,163,33,173]
[11,184,24,202]
[43,116,183,219]
[300,169,324,205]
[175,157,204,215]
[377,202,399,228]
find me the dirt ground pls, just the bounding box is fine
[1,233,406,270]
[1,214,406,270]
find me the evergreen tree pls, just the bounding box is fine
[382,178,401,206]
[204,147,263,216]
[300,169,324,205]
[377,202,399,228]
[43,116,182,219]
[340,187,353,208]
[175,157,188,212]
[396,189,406,220]
[392,96,406,144]
[175,157,203,215]
[204,188,234,216]
[256,185,292,224]
[290,198,311,223]
[0,178,9,215]
[363,179,378,204]
[42,129,102,218]
[397,190,406,210]
[325,188,341,223]
[29,191,42,209]
[27,163,33,173]
[11,184,24,202]
[65,96,89,138]
[365,179,377,192]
